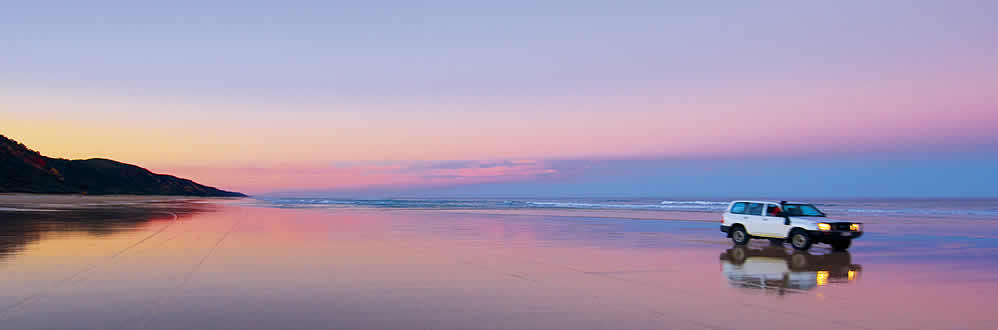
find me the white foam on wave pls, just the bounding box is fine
[660,200,728,206]
[526,201,726,210]
[831,207,998,216]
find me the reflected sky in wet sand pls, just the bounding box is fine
[1,200,996,329]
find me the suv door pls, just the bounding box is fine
[744,203,765,236]
[762,203,789,237]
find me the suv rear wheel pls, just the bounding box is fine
[731,226,750,245]
[789,229,812,251]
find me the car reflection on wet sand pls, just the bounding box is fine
[720,245,861,294]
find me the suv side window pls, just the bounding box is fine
[730,202,748,214]
[747,203,764,216]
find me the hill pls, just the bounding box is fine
[0,134,245,197]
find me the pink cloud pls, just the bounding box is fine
[155,159,563,194]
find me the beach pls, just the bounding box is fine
[1,195,995,329]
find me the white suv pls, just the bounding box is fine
[720,201,863,251]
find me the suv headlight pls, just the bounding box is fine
[817,223,831,231]
[850,223,861,231]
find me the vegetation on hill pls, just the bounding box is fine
[0,134,245,197]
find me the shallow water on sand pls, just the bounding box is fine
[0,198,995,329]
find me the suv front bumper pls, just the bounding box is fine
[807,230,863,241]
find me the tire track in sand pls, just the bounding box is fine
[0,211,179,321]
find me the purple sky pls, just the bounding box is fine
[2,1,997,196]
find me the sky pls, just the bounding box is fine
[2,1,997,197]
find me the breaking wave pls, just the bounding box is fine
[250,197,998,218]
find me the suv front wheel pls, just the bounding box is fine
[789,229,812,251]
[731,226,750,245]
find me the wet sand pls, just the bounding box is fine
[1,197,995,329]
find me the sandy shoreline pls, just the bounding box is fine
[0,193,242,209]
[0,193,243,202]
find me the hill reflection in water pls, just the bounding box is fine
[0,199,215,263]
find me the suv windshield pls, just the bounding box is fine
[783,204,825,217]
